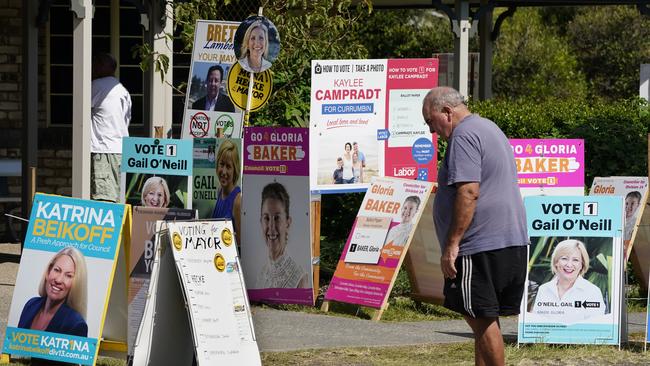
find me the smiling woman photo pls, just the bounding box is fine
[238,20,272,73]
[384,196,421,247]
[531,239,605,321]
[18,247,88,337]
[212,140,241,245]
[141,176,170,208]
[255,182,308,289]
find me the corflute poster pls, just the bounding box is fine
[182,20,243,139]
[241,127,313,305]
[3,194,126,364]
[325,176,432,308]
[518,195,623,345]
[510,139,584,197]
[589,176,648,261]
[310,58,438,194]
[121,137,193,210]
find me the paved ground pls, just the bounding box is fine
[0,243,647,354]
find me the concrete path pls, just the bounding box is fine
[0,243,647,354]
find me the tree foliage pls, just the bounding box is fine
[493,8,587,100]
[566,6,650,100]
[352,9,455,59]
[254,0,371,126]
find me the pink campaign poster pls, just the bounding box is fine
[240,127,314,305]
[309,58,438,194]
[324,177,432,308]
[383,59,438,183]
[510,139,584,196]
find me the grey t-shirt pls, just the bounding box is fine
[434,114,528,256]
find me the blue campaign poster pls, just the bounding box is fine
[121,137,194,209]
[3,193,127,364]
[518,195,624,345]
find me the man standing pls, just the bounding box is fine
[91,53,131,202]
[422,87,528,366]
[191,65,236,112]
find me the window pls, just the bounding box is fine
[47,0,144,127]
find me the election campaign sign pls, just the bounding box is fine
[181,20,243,139]
[589,177,648,261]
[518,195,624,345]
[240,127,313,305]
[510,139,584,197]
[121,137,193,210]
[324,177,432,316]
[3,194,127,365]
[310,58,438,194]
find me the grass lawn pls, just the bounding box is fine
[261,340,650,366]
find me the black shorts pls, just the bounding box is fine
[444,245,527,318]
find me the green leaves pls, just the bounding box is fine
[471,97,650,187]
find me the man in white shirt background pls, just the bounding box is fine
[90,53,131,202]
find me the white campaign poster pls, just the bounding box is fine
[167,220,260,365]
[589,176,648,262]
[309,59,438,194]
[181,20,243,139]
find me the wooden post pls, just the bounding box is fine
[310,196,321,304]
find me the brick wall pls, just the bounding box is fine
[0,1,73,241]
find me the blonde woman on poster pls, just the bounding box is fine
[211,140,242,242]
[532,239,605,321]
[141,176,170,208]
[384,195,421,247]
[256,182,309,288]
[18,247,88,337]
[238,21,272,73]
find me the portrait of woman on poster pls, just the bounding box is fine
[211,140,241,243]
[624,190,641,242]
[384,196,421,247]
[141,176,170,208]
[256,182,309,289]
[531,239,606,321]
[238,20,272,73]
[18,247,88,337]
[342,142,354,184]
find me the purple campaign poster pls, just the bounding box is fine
[240,127,313,305]
[510,139,584,197]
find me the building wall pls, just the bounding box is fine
[0,0,72,241]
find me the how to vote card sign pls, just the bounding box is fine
[4,194,127,365]
[518,196,624,345]
[310,59,438,194]
[589,176,648,262]
[241,127,313,305]
[121,137,193,209]
[167,220,260,365]
[325,177,432,308]
[181,20,243,139]
[510,139,584,197]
